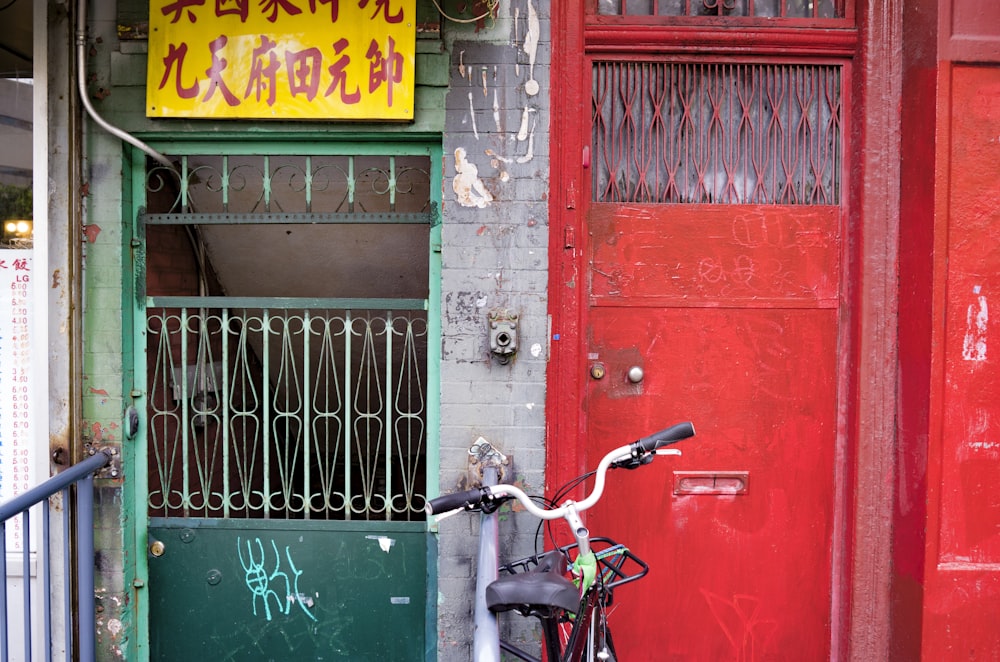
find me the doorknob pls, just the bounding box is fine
[627,366,644,383]
[149,539,166,557]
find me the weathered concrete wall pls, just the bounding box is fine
[436,2,551,659]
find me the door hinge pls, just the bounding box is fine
[566,180,576,210]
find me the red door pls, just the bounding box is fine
[923,62,1000,659]
[550,57,852,660]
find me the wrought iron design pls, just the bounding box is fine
[596,0,844,18]
[592,61,842,204]
[145,154,432,214]
[146,302,427,521]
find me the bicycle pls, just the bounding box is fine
[427,421,695,662]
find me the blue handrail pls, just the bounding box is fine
[0,450,112,662]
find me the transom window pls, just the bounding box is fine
[596,0,846,19]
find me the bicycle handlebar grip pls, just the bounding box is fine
[635,421,696,453]
[425,488,487,515]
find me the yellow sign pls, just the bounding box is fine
[146,0,415,120]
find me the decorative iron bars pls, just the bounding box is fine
[145,154,432,215]
[146,301,428,521]
[592,61,842,204]
[597,0,844,18]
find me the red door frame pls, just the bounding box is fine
[546,2,904,659]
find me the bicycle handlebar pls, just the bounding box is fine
[633,421,696,454]
[425,487,491,514]
[426,421,695,519]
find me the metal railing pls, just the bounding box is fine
[0,450,112,662]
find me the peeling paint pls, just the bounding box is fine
[107,618,122,636]
[963,288,988,361]
[84,224,102,243]
[453,147,493,208]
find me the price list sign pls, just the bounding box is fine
[0,249,33,552]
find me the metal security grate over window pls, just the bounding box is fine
[592,61,842,205]
[597,0,845,18]
[142,152,433,522]
[146,304,427,521]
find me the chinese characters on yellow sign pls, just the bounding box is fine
[146,0,415,120]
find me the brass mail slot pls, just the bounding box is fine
[673,471,749,496]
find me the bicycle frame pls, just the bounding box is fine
[428,422,695,662]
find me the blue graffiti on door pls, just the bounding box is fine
[237,537,318,622]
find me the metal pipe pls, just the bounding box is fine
[75,0,173,169]
[473,466,500,662]
[76,474,97,662]
[22,514,32,660]
[0,524,7,660]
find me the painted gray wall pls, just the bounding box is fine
[436,3,551,659]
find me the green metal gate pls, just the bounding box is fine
[127,144,441,660]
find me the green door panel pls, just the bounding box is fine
[148,518,427,661]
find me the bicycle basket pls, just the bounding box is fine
[499,536,649,591]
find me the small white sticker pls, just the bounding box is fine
[366,535,396,553]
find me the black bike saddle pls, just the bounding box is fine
[486,552,581,616]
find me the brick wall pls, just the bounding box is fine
[436,2,551,659]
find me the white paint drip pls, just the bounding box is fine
[517,107,531,141]
[523,0,540,96]
[514,7,521,75]
[467,92,479,139]
[962,290,988,361]
[486,148,512,164]
[516,113,536,164]
[493,90,502,132]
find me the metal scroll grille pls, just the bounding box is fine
[592,62,842,204]
[145,154,432,215]
[146,303,427,521]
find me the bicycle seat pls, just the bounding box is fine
[486,553,581,616]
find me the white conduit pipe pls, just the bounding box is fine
[76,0,174,169]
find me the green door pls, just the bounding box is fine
[128,145,441,660]
[147,519,426,660]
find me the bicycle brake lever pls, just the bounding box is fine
[655,449,682,457]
